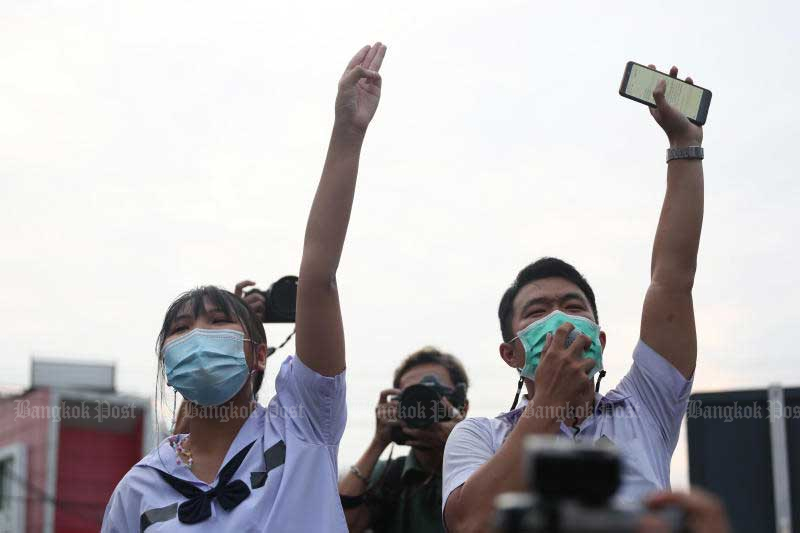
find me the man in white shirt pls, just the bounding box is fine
[442,65,705,532]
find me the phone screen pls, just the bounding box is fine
[624,63,705,120]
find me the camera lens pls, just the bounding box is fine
[398,384,443,429]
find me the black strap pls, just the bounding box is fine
[155,440,256,524]
[595,370,607,393]
[509,376,525,411]
[340,493,365,509]
[368,456,408,532]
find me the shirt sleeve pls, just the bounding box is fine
[441,418,497,519]
[100,479,138,533]
[616,340,693,453]
[274,354,347,446]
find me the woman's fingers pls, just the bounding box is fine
[368,43,387,72]
[344,45,370,74]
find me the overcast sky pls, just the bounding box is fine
[2,0,799,490]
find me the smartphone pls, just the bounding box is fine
[619,61,712,126]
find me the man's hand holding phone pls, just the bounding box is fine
[648,64,704,148]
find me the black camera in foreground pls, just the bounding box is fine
[494,437,687,533]
[391,374,467,445]
[245,275,298,323]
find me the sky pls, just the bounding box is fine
[1,0,799,491]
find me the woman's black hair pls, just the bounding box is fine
[155,286,268,403]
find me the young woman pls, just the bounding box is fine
[101,42,387,532]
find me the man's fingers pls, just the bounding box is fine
[543,332,553,354]
[378,388,401,404]
[686,76,694,85]
[234,280,256,297]
[368,43,387,72]
[669,65,678,78]
[341,65,381,87]
[375,402,398,420]
[637,515,671,533]
[567,333,593,359]
[552,322,575,351]
[344,45,370,73]
[244,292,265,304]
[652,79,668,111]
[579,357,597,375]
[401,427,433,441]
[439,397,463,420]
[647,488,725,516]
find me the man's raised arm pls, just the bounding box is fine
[640,65,704,380]
[296,43,386,377]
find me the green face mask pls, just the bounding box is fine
[513,310,603,380]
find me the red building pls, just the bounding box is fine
[0,360,152,533]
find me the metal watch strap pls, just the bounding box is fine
[666,146,704,163]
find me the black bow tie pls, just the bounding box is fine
[156,440,256,524]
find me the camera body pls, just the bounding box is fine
[245,275,298,323]
[494,437,687,533]
[390,374,467,445]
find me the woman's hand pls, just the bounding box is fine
[335,43,387,134]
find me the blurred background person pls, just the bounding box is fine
[339,348,469,533]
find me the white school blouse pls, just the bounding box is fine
[102,355,347,533]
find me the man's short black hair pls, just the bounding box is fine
[393,347,469,391]
[498,257,599,342]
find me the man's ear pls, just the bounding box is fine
[599,331,607,353]
[499,341,524,369]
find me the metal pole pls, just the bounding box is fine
[768,384,792,533]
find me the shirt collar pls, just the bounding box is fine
[137,405,265,482]
[496,390,630,426]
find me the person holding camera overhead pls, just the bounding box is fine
[339,348,470,532]
[442,65,704,532]
[101,42,387,532]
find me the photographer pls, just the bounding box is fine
[339,348,470,533]
[443,66,703,533]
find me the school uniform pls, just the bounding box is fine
[101,355,347,532]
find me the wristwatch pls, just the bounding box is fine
[666,146,704,163]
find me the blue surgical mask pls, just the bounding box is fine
[163,328,251,406]
[512,310,603,380]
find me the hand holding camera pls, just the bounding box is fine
[400,396,464,451]
[234,276,298,323]
[389,374,467,446]
[235,280,267,321]
[373,388,401,449]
